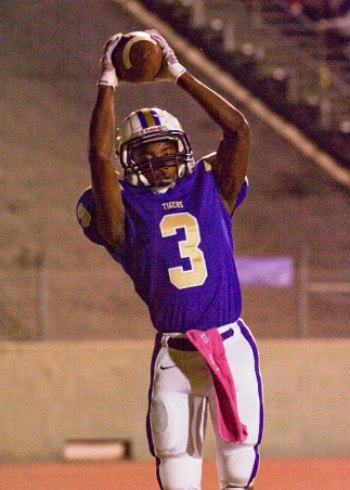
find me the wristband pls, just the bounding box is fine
[169,63,187,83]
[98,70,119,89]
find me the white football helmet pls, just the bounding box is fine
[116,107,195,186]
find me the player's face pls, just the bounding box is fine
[132,140,178,186]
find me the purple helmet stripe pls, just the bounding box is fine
[136,110,149,129]
[150,109,161,126]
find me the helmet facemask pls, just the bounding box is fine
[121,133,193,187]
[116,108,195,187]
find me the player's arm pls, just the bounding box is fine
[177,73,249,213]
[147,29,249,214]
[89,35,125,249]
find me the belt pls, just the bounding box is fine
[166,328,234,351]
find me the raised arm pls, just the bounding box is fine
[177,73,250,213]
[148,29,250,214]
[89,35,125,249]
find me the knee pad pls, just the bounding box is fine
[158,453,202,490]
[222,486,250,490]
[222,487,245,490]
[218,446,258,489]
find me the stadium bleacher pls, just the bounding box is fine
[142,0,350,169]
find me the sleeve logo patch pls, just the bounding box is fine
[77,203,91,228]
[204,160,212,171]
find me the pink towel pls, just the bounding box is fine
[187,328,248,443]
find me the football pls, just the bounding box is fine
[112,31,163,82]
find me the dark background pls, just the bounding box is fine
[1,0,349,340]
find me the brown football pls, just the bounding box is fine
[112,31,163,82]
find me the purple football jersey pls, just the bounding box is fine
[77,159,248,333]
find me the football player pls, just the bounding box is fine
[77,30,263,490]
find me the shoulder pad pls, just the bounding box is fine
[201,152,216,171]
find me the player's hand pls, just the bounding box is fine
[146,29,186,83]
[98,33,123,89]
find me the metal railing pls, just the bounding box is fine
[1,264,349,341]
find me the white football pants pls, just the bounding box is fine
[146,319,264,490]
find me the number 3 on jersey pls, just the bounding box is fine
[160,212,208,289]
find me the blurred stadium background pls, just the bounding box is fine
[0,0,349,485]
[1,0,350,342]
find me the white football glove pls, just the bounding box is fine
[98,33,123,89]
[146,29,186,83]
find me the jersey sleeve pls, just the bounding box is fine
[201,156,248,215]
[76,187,112,248]
[233,177,249,212]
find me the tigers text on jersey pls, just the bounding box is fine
[77,159,248,333]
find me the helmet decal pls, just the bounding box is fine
[136,108,161,129]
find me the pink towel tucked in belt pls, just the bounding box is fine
[187,328,248,443]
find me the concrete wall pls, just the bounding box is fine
[0,339,349,462]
